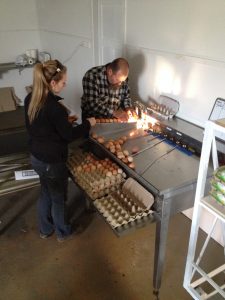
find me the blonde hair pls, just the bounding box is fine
[28,59,67,123]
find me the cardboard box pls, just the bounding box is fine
[0,87,18,112]
[25,85,33,94]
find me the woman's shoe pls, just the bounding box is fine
[57,233,75,243]
[40,231,54,239]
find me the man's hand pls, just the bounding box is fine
[87,117,96,127]
[125,107,138,118]
[113,109,129,122]
[113,108,138,122]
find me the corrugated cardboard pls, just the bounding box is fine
[0,87,17,112]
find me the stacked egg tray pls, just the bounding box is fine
[210,166,225,206]
[148,104,174,119]
[94,190,153,234]
[67,151,126,200]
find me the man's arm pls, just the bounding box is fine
[121,79,132,109]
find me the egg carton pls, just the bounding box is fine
[67,152,126,200]
[94,192,152,230]
[113,189,146,214]
[76,173,124,200]
[148,95,179,119]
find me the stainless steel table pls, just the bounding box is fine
[85,121,212,296]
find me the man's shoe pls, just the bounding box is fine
[85,206,96,214]
[40,231,54,239]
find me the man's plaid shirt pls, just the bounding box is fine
[81,64,132,118]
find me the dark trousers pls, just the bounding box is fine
[31,155,71,238]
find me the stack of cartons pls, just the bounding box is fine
[0,87,18,112]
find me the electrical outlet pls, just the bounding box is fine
[81,41,91,48]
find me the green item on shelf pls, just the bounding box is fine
[211,179,225,194]
[215,166,225,182]
[210,189,225,205]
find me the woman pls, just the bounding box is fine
[24,60,96,242]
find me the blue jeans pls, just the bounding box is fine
[31,155,71,238]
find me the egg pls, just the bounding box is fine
[91,165,96,172]
[106,142,112,148]
[105,143,111,149]
[76,166,82,172]
[128,162,135,169]
[127,156,134,162]
[121,136,127,142]
[112,169,118,175]
[123,150,129,157]
[91,133,98,139]
[97,137,105,144]
[110,147,116,153]
[122,157,128,164]
[131,146,139,154]
[117,152,125,159]
[115,144,121,150]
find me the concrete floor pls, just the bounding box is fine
[0,183,223,300]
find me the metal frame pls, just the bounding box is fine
[183,120,225,299]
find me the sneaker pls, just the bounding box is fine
[57,226,80,243]
[40,231,54,239]
[57,232,76,243]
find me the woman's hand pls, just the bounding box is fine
[68,115,78,124]
[87,117,96,127]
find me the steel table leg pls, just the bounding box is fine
[153,197,171,295]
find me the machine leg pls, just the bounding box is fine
[153,288,160,300]
[153,198,171,294]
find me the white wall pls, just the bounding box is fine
[98,0,126,64]
[0,0,127,116]
[36,0,126,117]
[125,0,225,246]
[2,0,225,122]
[0,0,95,115]
[0,0,41,102]
[125,0,225,127]
[36,0,95,118]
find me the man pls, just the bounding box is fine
[81,58,134,120]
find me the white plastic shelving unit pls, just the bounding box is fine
[183,119,225,299]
